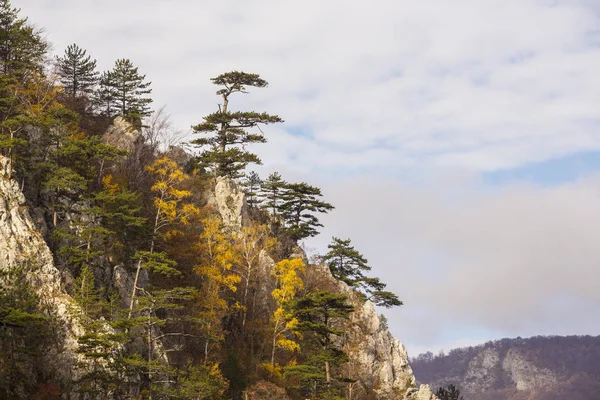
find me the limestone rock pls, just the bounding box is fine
[404,384,439,400]
[502,348,557,390]
[463,347,500,393]
[101,116,141,152]
[0,156,86,385]
[310,263,438,399]
[206,176,247,229]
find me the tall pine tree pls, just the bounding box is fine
[95,59,152,124]
[191,71,282,178]
[55,43,99,99]
[279,182,334,241]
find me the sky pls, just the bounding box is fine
[17,0,600,356]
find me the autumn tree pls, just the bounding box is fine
[267,258,305,372]
[55,43,99,99]
[279,182,334,241]
[128,156,198,318]
[194,216,241,363]
[191,71,282,178]
[233,223,277,334]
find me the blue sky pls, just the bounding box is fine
[18,0,600,356]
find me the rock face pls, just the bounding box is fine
[206,177,247,229]
[211,180,439,400]
[101,116,141,152]
[411,335,600,400]
[0,156,86,385]
[502,348,557,391]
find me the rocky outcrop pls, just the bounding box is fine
[411,335,600,400]
[206,177,247,229]
[502,348,557,390]
[101,116,141,152]
[210,178,438,400]
[463,347,500,393]
[0,156,86,385]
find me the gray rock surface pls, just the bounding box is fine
[101,116,141,152]
[502,348,557,390]
[0,156,86,384]
[209,177,439,400]
[206,176,247,229]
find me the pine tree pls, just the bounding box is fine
[259,171,286,216]
[96,59,152,124]
[191,71,283,178]
[322,237,402,308]
[435,384,464,400]
[241,171,262,208]
[55,43,99,99]
[287,291,354,395]
[0,0,47,78]
[279,182,334,241]
[94,70,116,117]
[323,237,370,286]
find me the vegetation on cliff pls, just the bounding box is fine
[0,2,403,399]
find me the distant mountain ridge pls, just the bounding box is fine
[410,335,600,400]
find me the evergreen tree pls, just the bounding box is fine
[260,171,286,216]
[323,237,370,286]
[241,170,262,208]
[0,0,47,78]
[322,237,403,308]
[94,70,116,117]
[435,384,463,400]
[55,43,99,99]
[96,59,152,124]
[287,291,354,395]
[191,71,282,178]
[279,182,334,241]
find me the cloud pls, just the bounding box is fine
[19,0,600,173]
[17,0,600,353]
[310,172,600,353]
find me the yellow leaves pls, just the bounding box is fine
[276,338,301,353]
[145,156,200,234]
[270,258,305,361]
[271,258,305,304]
[102,175,120,195]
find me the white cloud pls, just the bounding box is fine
[16,0,600,353]
[19,0,600,173]
[310,172,600,353]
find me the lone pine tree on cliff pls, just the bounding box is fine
[191,71,283,178]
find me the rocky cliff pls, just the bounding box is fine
[0,151,438,399]
[411,335,600,400]
[211,179,438,400]
[0,156,87,391]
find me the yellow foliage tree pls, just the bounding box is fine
[269,258,305,369]
[234,223,277,333]
[128,156,199,318]
[194,216,241,363]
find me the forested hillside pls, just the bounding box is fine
[411,335,600,400]
[0,2,428,399]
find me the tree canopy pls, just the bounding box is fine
[191,71,282,178]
